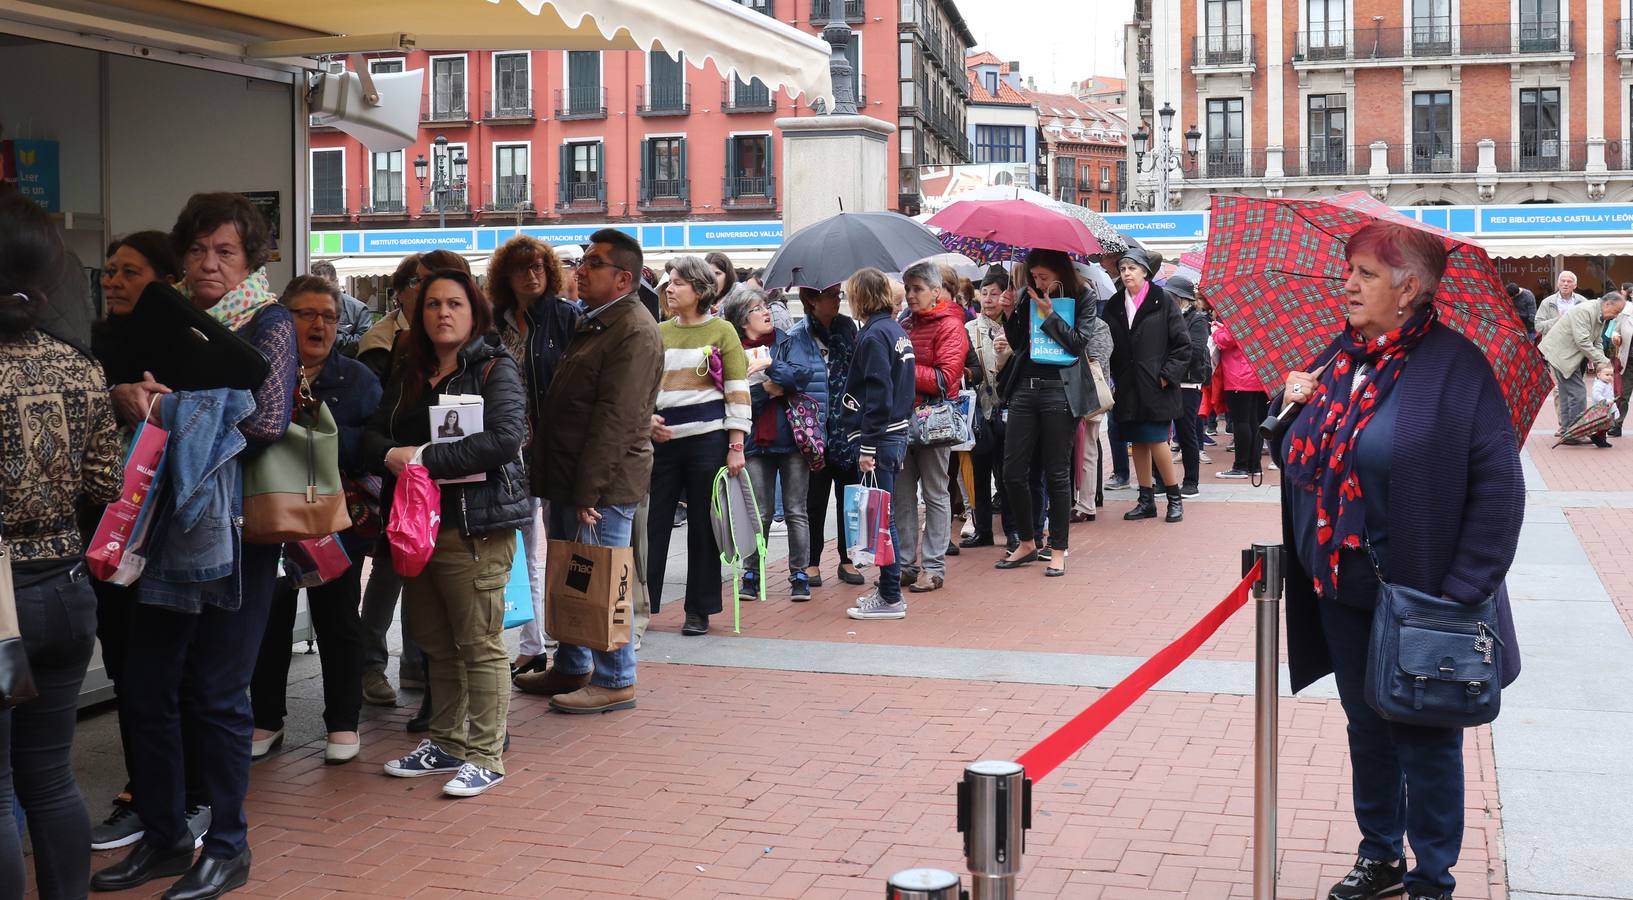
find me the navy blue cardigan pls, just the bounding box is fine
[1274,323,1525,693]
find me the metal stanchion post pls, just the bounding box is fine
[1249,543,1285,900]
[957,760,1030,900]
[885,868,966,900]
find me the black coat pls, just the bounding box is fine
[999,287,1111,418]
[360,333,531,537]
[1105,282,1191,423]
[1181,307,1213,385]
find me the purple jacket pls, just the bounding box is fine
[1274,323,1525,693]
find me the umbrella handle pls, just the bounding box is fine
[1259,396,1301,444]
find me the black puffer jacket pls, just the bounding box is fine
[1105,281,1191,423]
[360,333,531,537]
[1181,307,1213,386]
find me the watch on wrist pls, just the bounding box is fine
[728,442,745,451]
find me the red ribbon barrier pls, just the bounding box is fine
[1016,560,1264,782]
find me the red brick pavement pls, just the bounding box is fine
[1565,507,1633,637]
[691,498,1287,664]
[84,666,1506,900]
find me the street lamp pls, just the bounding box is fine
[415,134,467,228]
[1131,102,1201,211]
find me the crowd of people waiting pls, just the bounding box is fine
[0,182,1298,899]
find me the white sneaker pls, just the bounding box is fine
[847,592,906,620]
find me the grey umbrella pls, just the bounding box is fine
[763,211,948,291]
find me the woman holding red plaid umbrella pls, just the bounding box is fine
[1105,247,1191,522]
[1276,221,1523,900]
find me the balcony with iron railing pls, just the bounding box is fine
[554,86,607,120]
[637,83,691,116]
[421,92,472,124]
[483,89,535,122]
[1619,19,1633,56]
[638,176,690,210]
[360,198,408,215]
[556,179,607,211]
[484,180,532,212]
[311,189,347,217]
[1291,20,1571,66]
[1192,33,1255,69]
[722,80,776,113]
[1183,139,1625,183]
[723,174,777,209]
[808,0,864,24]
[424,188,468,215]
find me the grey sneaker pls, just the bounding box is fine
[847,592,906,620]
[361,669,397,706]
[90,801,145,850]
[383,739,464,778]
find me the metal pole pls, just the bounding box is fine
[958,761,1029,900]
[886,869,965,900]
[1250,543,1285,900]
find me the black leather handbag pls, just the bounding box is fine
[0,530,39,709]
[1363,545,1503,729]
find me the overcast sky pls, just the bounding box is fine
[955,0,1133,92]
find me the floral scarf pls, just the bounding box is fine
[1284,305,1437,597]
[194,268,279,332]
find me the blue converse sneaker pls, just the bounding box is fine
[789,570,811,601]
[443,762,505,797]
[383,739,463,778]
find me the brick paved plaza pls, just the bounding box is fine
[63,407,1633,898]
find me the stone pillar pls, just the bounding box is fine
[775,114,895,235]
[1476,139,1498,203]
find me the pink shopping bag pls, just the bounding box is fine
[387,464,441,577]
[87,416,169,584]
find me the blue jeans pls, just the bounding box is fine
[1318,599,1464,895]
[547,501,638,689]
[872,441,906,604]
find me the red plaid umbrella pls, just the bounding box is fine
[1199,191,1550,444]
[927,199,1104,258]
[1555,400,1618,447]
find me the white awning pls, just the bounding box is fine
[52,0,833,101]
[1473,235,1633,259]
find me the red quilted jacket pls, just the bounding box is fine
[904,299,970,403]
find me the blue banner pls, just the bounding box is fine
[1477,205,1633,234]
[687,222,784,247]
[360,229,476,253]
[1100,211,1207,240]
[7,140,60,212]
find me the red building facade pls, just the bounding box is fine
[308,0,972,230]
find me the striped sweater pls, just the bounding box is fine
[658,316,752,439]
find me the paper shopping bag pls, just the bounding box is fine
[502,536,535,630]
[544,535,632,652]
[843,482,870,564]
[87,417,169,584]
[868,486,895,567]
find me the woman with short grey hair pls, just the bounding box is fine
[721,287,822,599]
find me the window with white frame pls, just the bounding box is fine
[494,144,528,209]
[494,53,530,115]
[311,149,344,214]
[566,51,601,114]
[430,56,467,118]
[371,150,404,211]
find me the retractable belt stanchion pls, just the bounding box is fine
[885,868,966,900]
[958,760,1030,900]
[1246,543,1286,900]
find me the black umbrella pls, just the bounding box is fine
[763,211,947,291]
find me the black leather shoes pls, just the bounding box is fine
[681,613,709,636]
[163,849,251,900]
[91,836,195,892]
[959,534,994,548]
[994,549,1039,569]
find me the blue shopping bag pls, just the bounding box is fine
[843,482,869,559]
[502,533,535,629]
[1029,294,1076,366]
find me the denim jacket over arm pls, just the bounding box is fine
[137,388,255,614]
